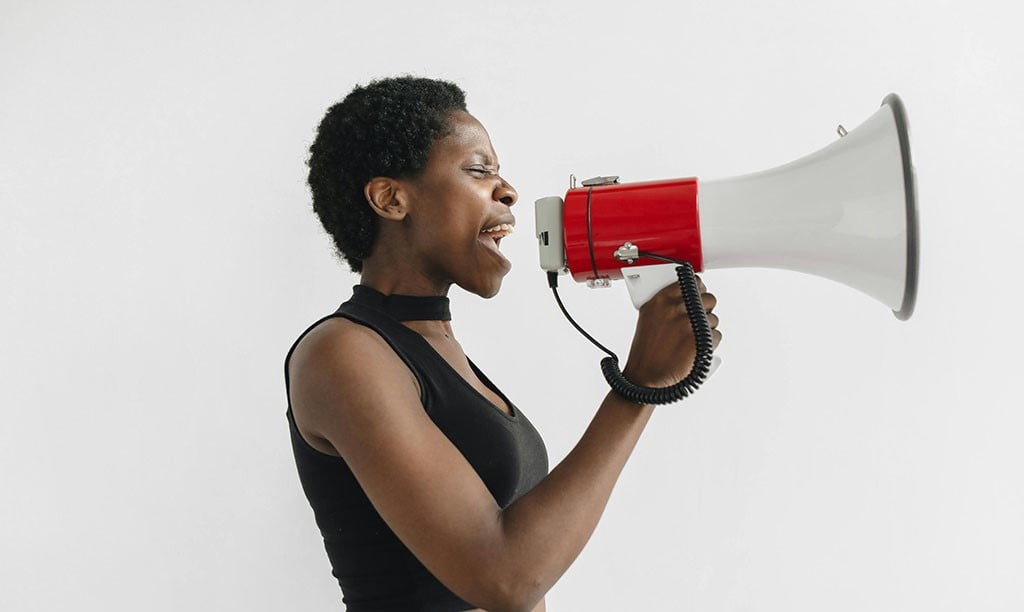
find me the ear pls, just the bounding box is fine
[364,177,408,221]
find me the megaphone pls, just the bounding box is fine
[535,94,919,402]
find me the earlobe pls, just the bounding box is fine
[364,178,407,221]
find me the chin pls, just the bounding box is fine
[479,284,502,299]
[462,268,508,299]
[474,277,505,299]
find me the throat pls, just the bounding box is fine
[403,320,456,341]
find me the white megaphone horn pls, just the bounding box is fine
[535,94,919,403]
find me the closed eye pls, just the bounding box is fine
[467,166,497,176]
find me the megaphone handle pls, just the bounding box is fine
[600,263,716,405]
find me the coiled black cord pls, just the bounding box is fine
[549,256,714,405]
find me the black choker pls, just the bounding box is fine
[350,285,451,321]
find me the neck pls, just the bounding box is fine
[359,237,452,298]
[403,318,456,341]
[360,266,452,297]
[356,261,455,337]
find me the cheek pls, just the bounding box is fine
[409,184,488,246]
[412,215,477,253]
[439,205,484,240]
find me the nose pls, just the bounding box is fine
[495,177,518,207]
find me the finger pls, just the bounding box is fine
[712,328,723,350]
[657,283,683,301]
[695,275,707,293]
[702,292,717,312]
[706,312,719,328]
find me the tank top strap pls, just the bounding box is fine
[283,300,439,415]
[335,300,436,401]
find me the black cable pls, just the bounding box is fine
[548,255,714,405]
[548,272,617,360]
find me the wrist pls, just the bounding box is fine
[621,364,690,389]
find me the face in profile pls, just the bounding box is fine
[396,110,519,298]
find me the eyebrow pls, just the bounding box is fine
[471,150,500,172]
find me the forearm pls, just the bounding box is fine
[494,391,654,606]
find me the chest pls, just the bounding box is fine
[406,343,547,508]
[417,334,512,416]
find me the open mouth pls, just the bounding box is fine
[480,223,514,249]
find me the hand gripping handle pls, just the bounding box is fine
[600,263,715,405]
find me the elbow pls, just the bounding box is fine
[470,590,541,612]
[462,565,545,612]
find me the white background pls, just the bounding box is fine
[2,1,1022,610]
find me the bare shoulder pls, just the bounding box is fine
[288,317,421,452]
[290,316,395,376]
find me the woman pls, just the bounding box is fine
[285,76,721,611]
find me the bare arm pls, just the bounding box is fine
[289,281,719,611]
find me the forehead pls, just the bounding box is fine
[436,111,497,160]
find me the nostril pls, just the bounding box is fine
[495,178,518,206]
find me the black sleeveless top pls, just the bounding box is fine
[284,286,549,611]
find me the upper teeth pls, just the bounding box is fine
[482,223,515,234]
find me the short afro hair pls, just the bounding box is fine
[307,76,467,272]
